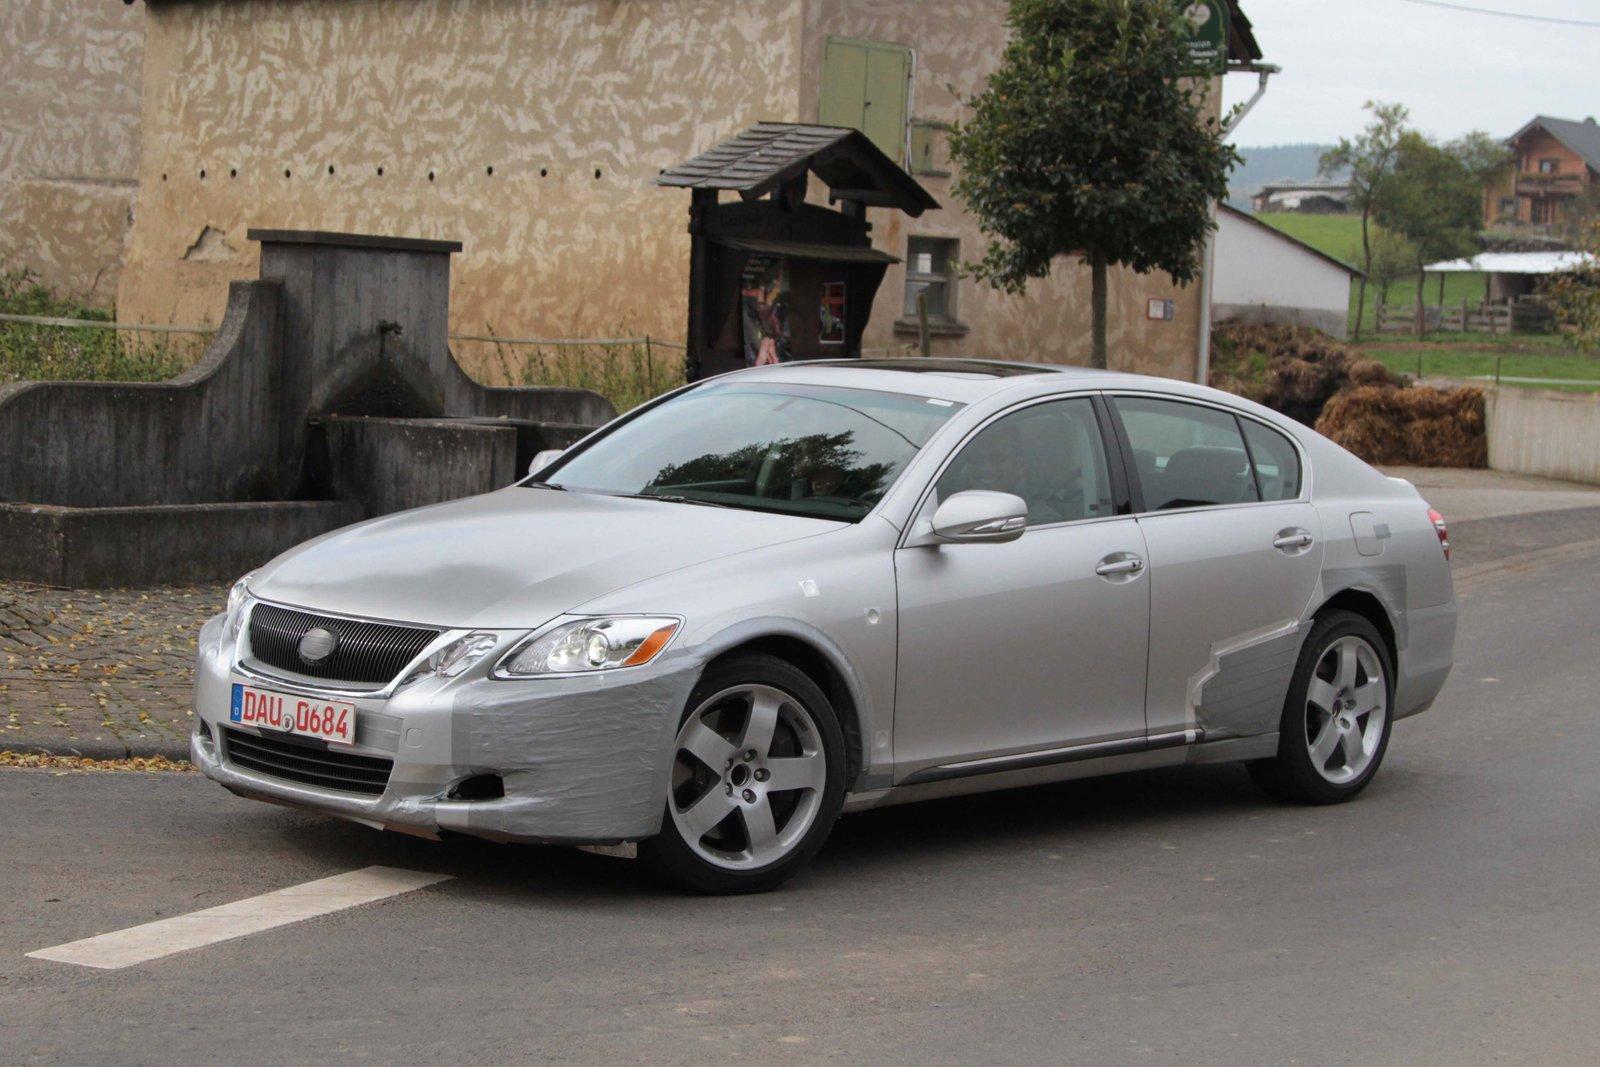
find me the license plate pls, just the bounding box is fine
[230,683,357,745]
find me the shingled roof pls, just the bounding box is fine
[1226,1,1264,64]
[657,122,939,217]
[1508,115,1600,172]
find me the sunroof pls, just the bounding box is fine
[832,359,1062,377]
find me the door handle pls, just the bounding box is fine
[1273,530,1315,551]
[1094,554,1145,578]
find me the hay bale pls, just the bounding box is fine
[1209,321,1363,426]
[1346,359,1402,387]
[1315,385,1486,468]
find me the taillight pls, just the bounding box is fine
[1428,507,1450,561]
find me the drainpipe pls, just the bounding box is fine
[1195,62,1280,385]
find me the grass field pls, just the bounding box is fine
[1251,212,1600,389]
[1253,213,1489,334]
[1360,335,1600,392]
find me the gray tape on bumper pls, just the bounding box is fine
[193,615,704,844]
[447,654,703,843]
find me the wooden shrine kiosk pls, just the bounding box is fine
[657,122,939,380]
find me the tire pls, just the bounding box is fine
[640,653,847,894]
[1249,610,1395,805]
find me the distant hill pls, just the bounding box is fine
[1227,143,1342,210]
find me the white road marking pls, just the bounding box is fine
[26,866,451,970]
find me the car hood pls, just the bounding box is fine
[251,487,836,629]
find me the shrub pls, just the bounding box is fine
[0,269,200,383]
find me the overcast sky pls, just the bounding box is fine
[1222,0,1600,147]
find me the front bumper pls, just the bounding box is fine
[191,615,703,844]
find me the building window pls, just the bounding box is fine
[903,237,958,324]
[908,120,952,178]
[818,36,912,163]
[1533,198,1557,224]
[1498,196,1517,218]
[1539,158,1561,174]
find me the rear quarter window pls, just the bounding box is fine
[1241,419,1303,500]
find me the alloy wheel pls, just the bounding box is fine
[1303,635,1388,785]
[669,683,827,871]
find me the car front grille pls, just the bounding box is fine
[223,728,394,796]
[247,602,441,687]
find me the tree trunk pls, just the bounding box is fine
[1090,250,1108,369]
[1354,205,1373,340]
[1415,267,1426,339]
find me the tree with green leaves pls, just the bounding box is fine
[1373,131,1482,338]
[1320,101,1409,339]
[1364,226,1419,310]
[949,0,1237,368]
[1546,219,1600,349]
[1445,130,1515,191]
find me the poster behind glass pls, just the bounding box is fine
[741,256,791,366]
[819,281,846,346]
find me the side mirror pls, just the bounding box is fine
[927,490,1028,544]
[527,449,565,478]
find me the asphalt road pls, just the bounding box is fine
[4,541,1600,1063]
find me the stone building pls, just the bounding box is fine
[114,0,1261,380]
[0,0,144,306]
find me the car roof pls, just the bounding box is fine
[718,358,1163,404]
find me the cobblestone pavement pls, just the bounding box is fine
[0,581,226,758]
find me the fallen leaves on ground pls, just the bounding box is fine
[0,750,193,773]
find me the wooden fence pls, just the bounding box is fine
[1375,297,1554,336]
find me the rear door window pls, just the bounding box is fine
[1113,396,1260,511]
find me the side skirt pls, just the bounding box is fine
[898,729,1203,787]
[842,732,1280,812]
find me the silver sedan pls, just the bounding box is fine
[191,360,1457,892]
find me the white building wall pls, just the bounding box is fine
[1212,210,1355,338]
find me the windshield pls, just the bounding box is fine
[538,381,964,521]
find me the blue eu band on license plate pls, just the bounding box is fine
[227,682,358,744]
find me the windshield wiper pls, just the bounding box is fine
[523,481,567,491]
[629,492,737,510]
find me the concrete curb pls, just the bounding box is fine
[6,735,191,762]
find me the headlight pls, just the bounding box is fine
[398,632,500,688]
[494,616,681,677]
[223,572,256,645]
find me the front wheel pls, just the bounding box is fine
[1249,611,1394,805]
[640,654,846,893]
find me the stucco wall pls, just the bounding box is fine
[121,0,803,355]
[0,0,144,306]
[1212,209,1354,338]
[121,0,1215,382]
[802,0,1218,379]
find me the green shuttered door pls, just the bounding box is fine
[819,37,910,163]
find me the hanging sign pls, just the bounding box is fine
[1177,0,1229,76]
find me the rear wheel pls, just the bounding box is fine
[641,654,845,893]
[1249,611,1393,805]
